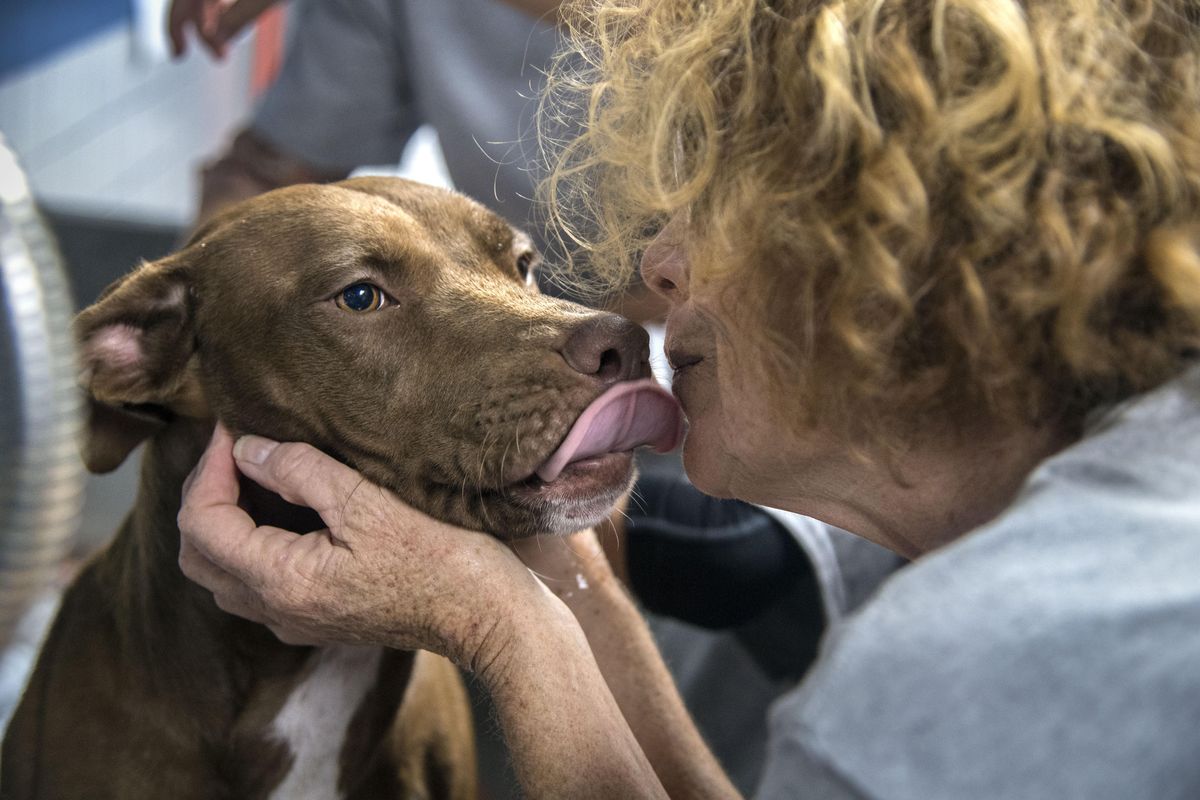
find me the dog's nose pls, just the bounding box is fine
[560,314,649,384]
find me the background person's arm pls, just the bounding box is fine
[495,0,562,23]
[168,0,281,58]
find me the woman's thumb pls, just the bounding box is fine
[233,436,362,528]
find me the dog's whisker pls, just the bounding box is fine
[454,396,485,417]
[601,507,634,558]
[517,418,533,464]
[334,477,372,550]
[482,429,500,484]
[525,565,558,583]
[498,437,514,486]
[472,432,491,500]
[458,474,474,526]
[458,468,471,514]
[475,430,500,532]
[462,429,493,525]
[627,486,649,515]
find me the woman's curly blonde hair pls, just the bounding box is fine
[541,0,1200,440]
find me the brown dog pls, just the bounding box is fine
[1,177,681,799]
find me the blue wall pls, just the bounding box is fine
[0,0,131,78]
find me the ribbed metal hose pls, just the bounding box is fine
[0,134,84,647]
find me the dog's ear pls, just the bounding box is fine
[75,254,206,473]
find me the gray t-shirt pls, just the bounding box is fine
[252,0,558,238]
[756,365,1200,799]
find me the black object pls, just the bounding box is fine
[626,471,826,681]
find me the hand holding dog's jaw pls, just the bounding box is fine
[178,424,568,668]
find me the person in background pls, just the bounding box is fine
[170,0,671,324]
[169,0,558,239]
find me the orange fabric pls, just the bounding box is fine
[250,5,287,96]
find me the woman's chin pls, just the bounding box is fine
[679,426,735,499]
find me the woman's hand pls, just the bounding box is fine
[177,424,546,672]
[178,426,734,799]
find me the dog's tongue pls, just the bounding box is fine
[536,379,684,482]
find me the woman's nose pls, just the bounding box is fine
[639,221,690,302]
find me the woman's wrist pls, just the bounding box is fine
[423,528,626,686]
[471,584,583,689]
[469,589,671,800]
[509,529,620,603]
[427,536,580,678]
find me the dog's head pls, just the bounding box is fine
[74,177,681,537]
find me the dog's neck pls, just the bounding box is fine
[55,417,419,796]
[96,418,325,683]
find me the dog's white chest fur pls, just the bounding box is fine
[267,645,383,800]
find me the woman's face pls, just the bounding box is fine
[640,223,1070,556]
[639,223,844,508]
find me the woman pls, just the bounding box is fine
[178,0,1200,797]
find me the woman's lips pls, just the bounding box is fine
[667,352,704,412]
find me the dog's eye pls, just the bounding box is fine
[336,283,386,313]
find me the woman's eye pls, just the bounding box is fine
[516,252,536,283]
[336,283,386,313]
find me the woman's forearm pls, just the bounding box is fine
[481,598,670,799]
[569,575,743,798]
[513,533,743,800]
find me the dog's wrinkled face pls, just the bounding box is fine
[75,178,674,537]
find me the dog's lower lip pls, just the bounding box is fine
[508,451,634,499]
[511,453,616,488]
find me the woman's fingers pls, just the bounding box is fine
[267,625,322,648]
[167,0,224,58]
[178,425,255,567]
[181,536,320,647]
[179,424,305,583]
[178,425,525,656]
[232,435,375,536]
[179,537,269,624]
[183,424,240,506]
